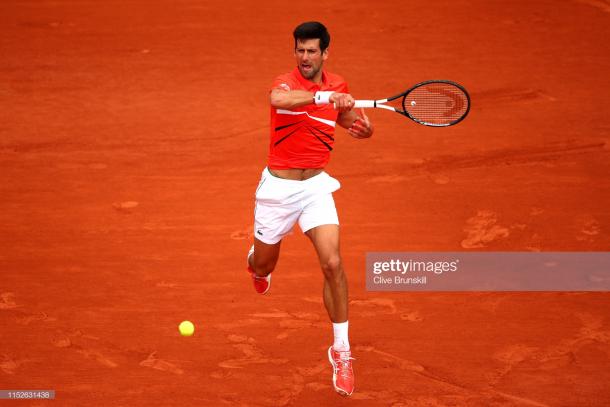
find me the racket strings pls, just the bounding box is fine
[403,83,469,126]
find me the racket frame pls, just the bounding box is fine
[354,80,470,127]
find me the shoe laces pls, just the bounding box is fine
[336,350,354,376]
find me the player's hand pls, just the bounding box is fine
[348,108,374,139]
[330,92,355,113]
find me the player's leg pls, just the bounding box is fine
[305,224,354,396]
[300,185,354,396]
[298,187,346,326]
[248,168,301,294]
[246,237,281,295]
[249,237,281,277]
[305,224,347,324]
[299,190,349,340]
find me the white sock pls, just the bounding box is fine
[332,321,350,351]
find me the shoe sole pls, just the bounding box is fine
[327,346,353,396]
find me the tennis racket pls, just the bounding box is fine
[353,80,470,127]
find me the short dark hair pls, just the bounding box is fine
[293,21,330,52]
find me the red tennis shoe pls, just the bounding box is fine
[328,346,355,396]
[247,245,271,295]
[247,265,271,294]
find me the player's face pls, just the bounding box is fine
[295,39,328,81]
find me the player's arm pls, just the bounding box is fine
[270,88,315,109]
[270,88,355,112]
[338,108,374,139]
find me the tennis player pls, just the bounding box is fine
[246,21,373,396]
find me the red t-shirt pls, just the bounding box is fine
[268,67,349,169]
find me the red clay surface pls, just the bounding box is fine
[1,1,610,406]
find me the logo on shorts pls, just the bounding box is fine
[257,230,263,236]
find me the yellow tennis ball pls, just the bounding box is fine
[179,320,195,337]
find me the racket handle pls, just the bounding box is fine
[332,100,376,109]
[354,100,376,108]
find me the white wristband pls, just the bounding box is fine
[314,91,335,105]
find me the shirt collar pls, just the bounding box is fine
[292,66,329,90]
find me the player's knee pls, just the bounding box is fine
[320,255,343,280]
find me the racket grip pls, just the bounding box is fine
[354,100,376,108]
[332,100,376,109]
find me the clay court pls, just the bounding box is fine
[1,0,609,405]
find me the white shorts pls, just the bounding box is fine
[253,167,341,244]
